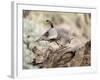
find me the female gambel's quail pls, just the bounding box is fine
[36,20,72,47]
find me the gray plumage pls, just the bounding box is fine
[36,20,72,46]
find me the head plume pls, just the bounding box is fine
[46,20,54,28]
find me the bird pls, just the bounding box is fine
[36,20,72,47]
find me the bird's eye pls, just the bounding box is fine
[46,20,49,22]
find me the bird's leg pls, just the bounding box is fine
[56,40,69,48]
[55,40,64,48]
[55,41,60,47]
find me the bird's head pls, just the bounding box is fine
[45,20,54,28]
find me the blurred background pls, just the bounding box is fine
[23,10,91,69]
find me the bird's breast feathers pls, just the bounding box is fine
[48,28,58,39]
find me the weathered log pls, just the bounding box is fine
[38,40,91,68]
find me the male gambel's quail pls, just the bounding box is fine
[36,20,72,47]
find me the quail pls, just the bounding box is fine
[36,20,72,47]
